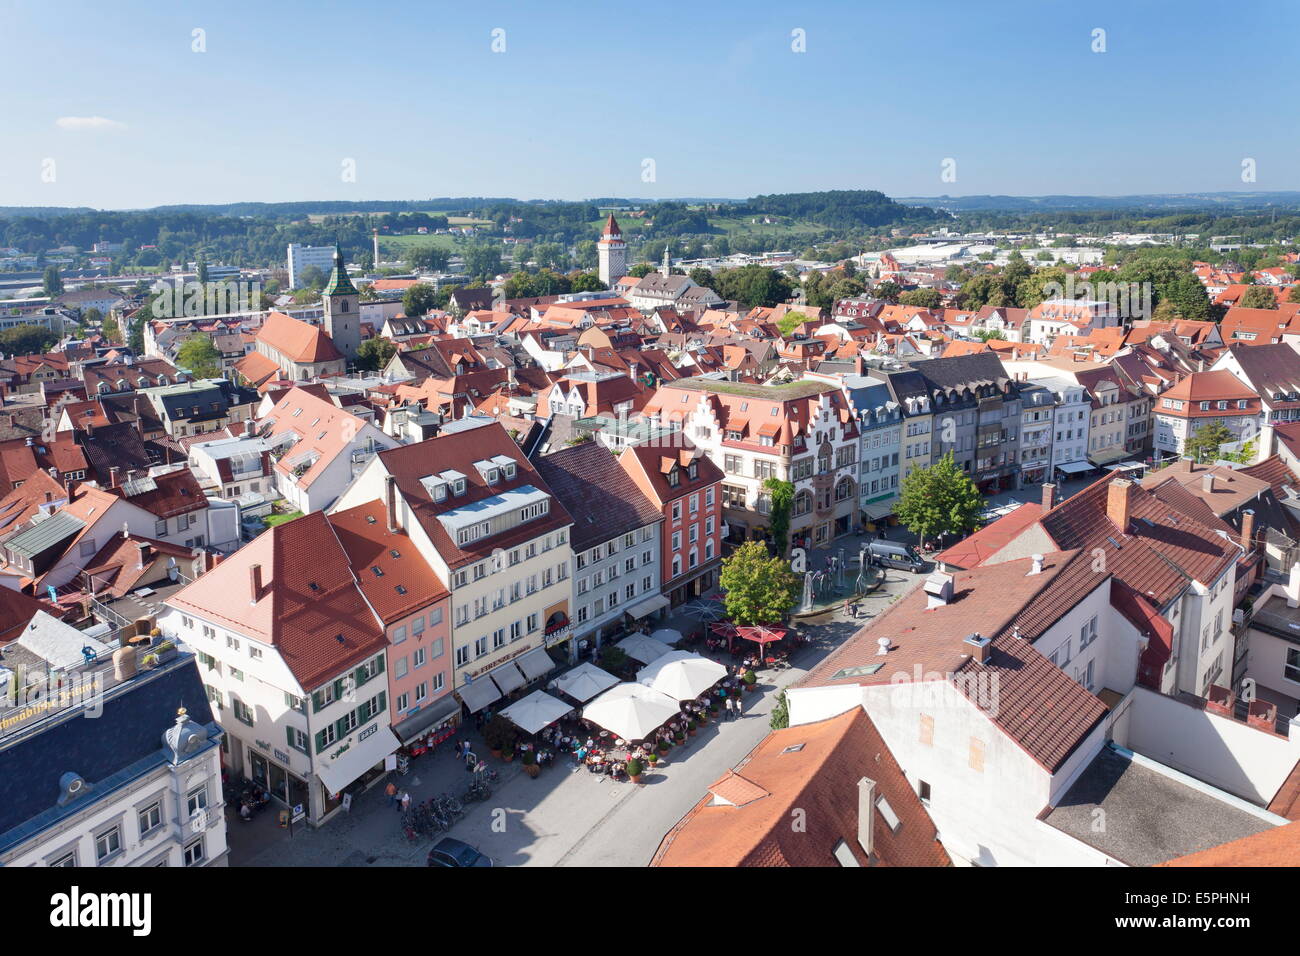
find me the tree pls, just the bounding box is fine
[0,324,58,356]
[569,271,606,293]
[296,265,325,290]
[872,281,901,304]
[1239,286,1277,310]
[713,265,793,309]
[462,243,502,279]
[763,478,794,556]
[42,266,63,298]
[402,283,438,317]
[175,333,221,378]
[82,307,103,328]
[1289,284,1300,305]
[406,245,450,272]
[895,451,983,548]
[718,541,801,627]
[356,336,397,372]
[1223,440,1257,465]
[689,267,715,290]
[899,287,942,309]
[974,329,1006,341]
[196,259,209,284]
[101,314,122,344]
[1184,420,1233,462]
[629,263,655,278]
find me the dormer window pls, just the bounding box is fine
[433,484,447,502]
[454,479,466,495]
[667,466,680,488]
[688,461,698,479]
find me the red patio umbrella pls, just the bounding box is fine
[735,625,786,649]
[710,620,740,652]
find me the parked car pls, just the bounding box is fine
[865,539,927,573]
[427,837,493,868]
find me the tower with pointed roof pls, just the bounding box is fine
[322,249,360,361]
[597,213,626,287]
[661,243,671,278]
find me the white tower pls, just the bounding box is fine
[597,213,627,287]
[372,229,380,269]
[661,243,671,277]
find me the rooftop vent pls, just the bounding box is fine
[923,571,954,609]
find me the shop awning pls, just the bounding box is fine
[490,661,527,696]
[1088,449,1127,467]
[515,645,554,682]
[457,677,502,714]
[862,499,897,520]
[1055,460,1096,475]
[625,594,670,620]
[392,693,461,743]
[550,661,619,703]
[315,724,401,796]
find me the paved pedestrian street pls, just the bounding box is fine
[233,570,925,867]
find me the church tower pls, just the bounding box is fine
[597,213,627,287]
[661,243,671,277]
[322,249,361,362]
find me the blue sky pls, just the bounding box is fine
[2,0,1297,208]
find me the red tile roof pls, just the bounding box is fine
[325,500,448,625]
[935,502,1042,569]
[802,552,1109,772]
[1157,820,1300,867]
[652,709,950,867]
[257,311,343,364]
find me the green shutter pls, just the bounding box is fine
[314,730,327,753]
[376,691,386,715]
[334,678,345,701]
[375,655,385,675]
[311,691,323,713]
[355,666,367,688]
[286,725,297,751]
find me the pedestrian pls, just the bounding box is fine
[385,780,397,807]
[724,696,734,720]
[399,791,411,812]
[732,696,742,719]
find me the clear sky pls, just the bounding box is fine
[2,0,1297,209]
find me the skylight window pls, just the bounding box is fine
[781,744,805,754]
[371,566,384,577]
[395,585,407,595]
[390,549,401,559]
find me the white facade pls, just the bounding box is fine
[287,244,338,289]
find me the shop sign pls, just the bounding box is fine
[358,723,377,742]
[273,748,290,764]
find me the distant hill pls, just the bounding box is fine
[897,192,1300,213]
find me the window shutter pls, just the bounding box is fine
[375,655,385,675]
[334,678,345,701]
[314,730,328,753]
[311,691,323,713]
[376,691,386,714]
[286,726,297,751]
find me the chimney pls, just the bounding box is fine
[136,541,150,569]
[1029,553,1044,575]
[1202,471,1216,494]
[1240,509,1256,553]
[964,632,992,664]
[1040,482,1056,511]
[854,354,865,376]
[856,777,876,859]
[1107,479,1134,533]
[249,563,262,605]
[109,466,120,488]
[384,474,398,533]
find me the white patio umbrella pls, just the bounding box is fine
[549,661,620,703]
[582,683,681,742]
[617,632,673,665]
[680,598,726,622]
[500,690,573,735]
[649,627,685,646]
[636,650,727,702]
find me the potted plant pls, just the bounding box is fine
[521,749,539,778]
[502,742,515,763]
[673,729,686,746]
[483,714,514,759]
[647,752,659,767]
[141,653,159,669]
[657,738,670,755]
[153,640,177,663]
[626,757,643,784]
[708,699,720,717]
[743,669,757,692]
[687,719,698,736]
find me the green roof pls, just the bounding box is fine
[5,512,86,559]
[668,378,835,400]
[323,254,357,297]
